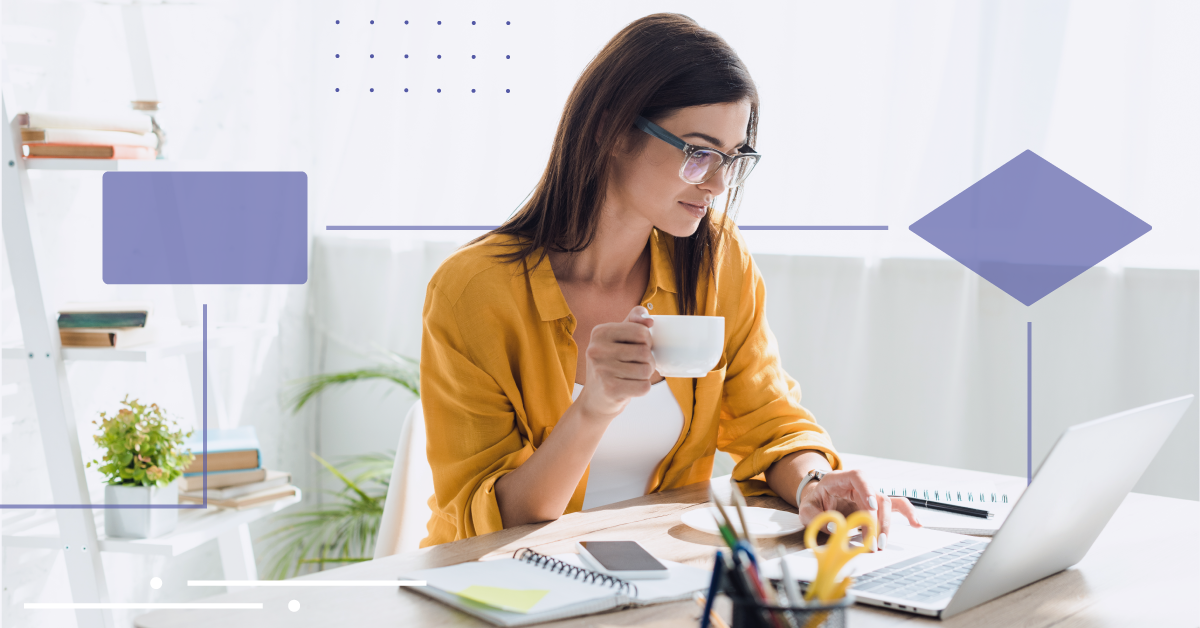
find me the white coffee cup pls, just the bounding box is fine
[647,315,724,377]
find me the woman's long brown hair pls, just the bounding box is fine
[464,12,760,315]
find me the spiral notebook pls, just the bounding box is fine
[879,486,1024,536]
[399,548,710,627]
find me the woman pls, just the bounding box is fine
[419,13,920,549]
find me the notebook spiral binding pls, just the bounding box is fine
[512,548,639,598]
[877,487,1010,504]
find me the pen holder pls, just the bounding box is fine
[726,593,853,628]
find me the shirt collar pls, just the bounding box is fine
[527,228,676,323]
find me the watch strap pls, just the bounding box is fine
[795,469,826,508]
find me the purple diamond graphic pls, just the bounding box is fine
[910,150,1151,306]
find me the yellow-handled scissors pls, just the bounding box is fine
[802,510,879,604]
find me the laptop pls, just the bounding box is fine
[769,394,1194,619]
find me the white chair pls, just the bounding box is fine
[373,400,435,558]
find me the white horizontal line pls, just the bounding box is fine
[26,603,263,610]
[188,580,427,587]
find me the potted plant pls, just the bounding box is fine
[256,348,418,578]
[86,395,195,538]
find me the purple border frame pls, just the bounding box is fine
[0,305,210,509]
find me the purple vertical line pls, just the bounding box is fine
[203,303,208,506]
[1027,321,1032,486]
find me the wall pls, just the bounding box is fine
[1,2,1196,627]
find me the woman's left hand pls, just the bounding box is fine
[797,469,922,552]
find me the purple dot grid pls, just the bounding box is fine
[327,18,517,118]
[0,305,212,509]
[909,149,1151,306]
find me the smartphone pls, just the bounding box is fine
[575,540,670,580]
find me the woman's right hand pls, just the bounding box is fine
[576,306,658,421]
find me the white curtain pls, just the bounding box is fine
[752,254,1198,500]
[2,1,1197,625]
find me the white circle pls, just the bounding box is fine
[288,600,300,612]
[150,577,163,590]
[680,506,803,538]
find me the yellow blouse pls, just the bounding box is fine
[418,218,842,547]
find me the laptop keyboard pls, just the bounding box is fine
[850,539,988,603]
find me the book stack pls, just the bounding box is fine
[18,110,158,160]
[178,426,298,511]
[57,302,156,348]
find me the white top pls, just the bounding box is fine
[573,380,685,510]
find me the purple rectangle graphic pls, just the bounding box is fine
[103,172,308,284]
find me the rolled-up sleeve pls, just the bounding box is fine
[716,238,842,496]
[419,282,532,546]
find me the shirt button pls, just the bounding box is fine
[646,303,654,310]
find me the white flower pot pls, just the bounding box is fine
[104,481,179,539]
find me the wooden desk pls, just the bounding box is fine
[135,454,1199,627]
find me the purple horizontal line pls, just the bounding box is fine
[738,226,888,230]
[325,225,889,231]
[0,504,208,509]
[326,226,497,230]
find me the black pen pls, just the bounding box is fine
[906,497,993,519]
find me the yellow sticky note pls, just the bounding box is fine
[456,585,550,613]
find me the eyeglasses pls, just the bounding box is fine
[633,115,761,188]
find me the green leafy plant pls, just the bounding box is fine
[285,348,419,413]
[260,348,419,579]
[86,395,195,487]
[258,450,395,579]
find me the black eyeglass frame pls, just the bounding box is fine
[632,115,761,187]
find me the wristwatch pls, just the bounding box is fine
[795,469,826,507]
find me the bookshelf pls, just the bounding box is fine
[23,157,248,172]
[22,157,172,171]
[0,4,297,627]
[2,323,268,362]
[4,491,301,557]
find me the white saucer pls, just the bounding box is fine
[681,506,802,539]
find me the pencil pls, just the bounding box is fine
[694,593,731,628]
[729,477,760,550]
[709,484,739,540]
